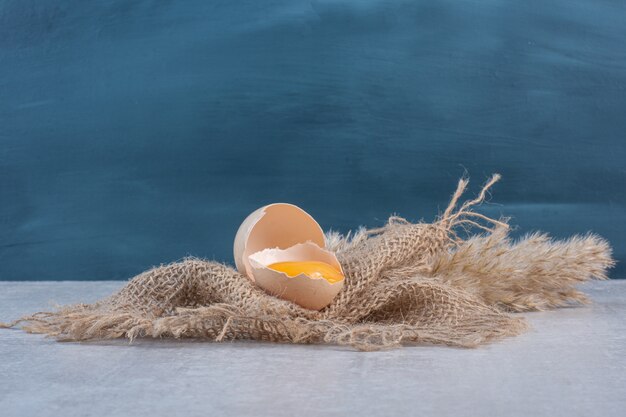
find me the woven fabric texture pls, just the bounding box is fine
[2,176,614,351]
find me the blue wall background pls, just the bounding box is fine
[1,0,624,280]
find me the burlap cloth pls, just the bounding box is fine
[1,175,614,350]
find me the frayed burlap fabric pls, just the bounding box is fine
[1,175,614,351]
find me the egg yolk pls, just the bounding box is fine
[268,261,344,284]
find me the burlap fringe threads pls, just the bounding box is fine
[1,175,614,351]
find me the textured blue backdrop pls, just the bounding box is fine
[1,0,624,280]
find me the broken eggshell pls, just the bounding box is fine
[248,242,345,311]
[233,203,344,310]
[233,203,326,280]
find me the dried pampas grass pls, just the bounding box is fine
[430,228,613,311]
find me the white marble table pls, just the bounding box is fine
[1,281,625,417]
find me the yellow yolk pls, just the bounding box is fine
[268,261,344,283]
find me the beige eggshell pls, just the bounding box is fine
[233,203,325,281]
[248,242,345,310]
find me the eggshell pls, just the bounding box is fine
[233,203,325,281]
[248,242,345,310]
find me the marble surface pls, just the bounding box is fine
[0,280,625,417]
